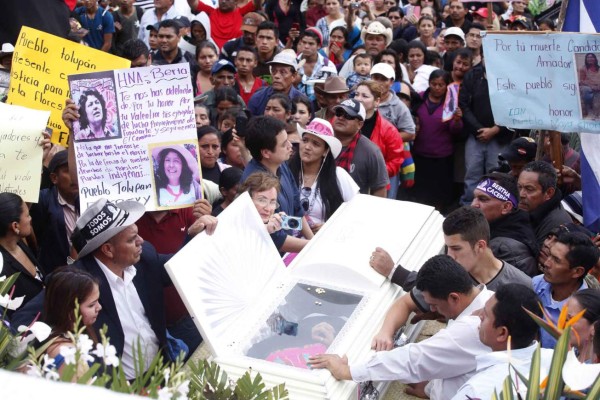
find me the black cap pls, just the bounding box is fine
[173,15,191,28]
[146,23,160,31]
[499,137,537,163]
[48,150,68,173]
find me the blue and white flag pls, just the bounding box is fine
[564,0,600,233]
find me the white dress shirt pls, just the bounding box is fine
[350,286,494,400]
[452,342,553,400]
[96,258,160,380]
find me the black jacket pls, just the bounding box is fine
[529,189,572,247]
[0,241,44,316]
[489,209,539,276]
[459,63,512,144]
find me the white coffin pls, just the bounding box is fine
[165,193,444,399]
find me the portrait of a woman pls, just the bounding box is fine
[153,145,202,208]
[75,88,119,141]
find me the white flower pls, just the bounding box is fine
[157,387,173,400]
[562,348,600,391]
[25,365,42,378]
[17,321,52,342]
[41,355,59,381]
[176,380,190,397]
[0,275,5,282]
[91,343,119,366]
[163,367,171,384]
[76,334,95,363]
[59,346,77,365]
[0,294,25,310]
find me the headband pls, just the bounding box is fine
[476,178,518,209]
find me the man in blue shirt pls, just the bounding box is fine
[75,0,115,51]
[241,116,313,250]
[534,231,600,348]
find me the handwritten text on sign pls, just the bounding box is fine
[0,103,50,203]
[7,26,130,146]
[483,32,600,133]
[70,64,198,212]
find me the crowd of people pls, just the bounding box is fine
[1,0,600,398]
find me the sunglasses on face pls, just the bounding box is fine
[335,109,360,120]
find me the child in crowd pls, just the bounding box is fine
[218,109,237,132]
[346,53,373,97]
[212,167,243,216]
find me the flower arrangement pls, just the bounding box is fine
[493,303,600,400]
[0,253,288,400]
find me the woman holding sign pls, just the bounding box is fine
[154,145,202,208]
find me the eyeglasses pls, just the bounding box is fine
[253,196,279,209]
[335,108,360,120]
[301,187,312,212]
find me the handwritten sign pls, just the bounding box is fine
[69,64,200,212]
[0,103,51,202]
[6,26,130,146]
[483,32,600,134]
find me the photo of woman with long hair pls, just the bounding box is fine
[152,144,202,208]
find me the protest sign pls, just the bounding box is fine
[482,32,600,134]
[0,102,51,202]
[69,63,200,212]
[7,26,130,147]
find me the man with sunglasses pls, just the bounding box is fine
[333,99,389,197]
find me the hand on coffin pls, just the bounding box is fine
[311,322,335,347]
[307,354,352,380]
[371,329,394,352]
[62,98,80,130]
[369,247,394,278]
[193,198,213,218]
[188,215,218,236]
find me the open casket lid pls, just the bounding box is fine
[165,193,443,359]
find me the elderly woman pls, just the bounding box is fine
[0,193,44,315]
[154,146,202,207]
[239,171,308,253]
[75,89,116,141]
[289,118,359,233]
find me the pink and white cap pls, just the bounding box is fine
[298,118,342,158]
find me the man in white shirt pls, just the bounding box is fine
[452,285,552,400]
[138,0,180,44]
[309,255,493,400]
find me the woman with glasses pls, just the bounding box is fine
[289,119,359,233]
[240,171,309,252]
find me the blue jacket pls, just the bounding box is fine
[247,85,304,116]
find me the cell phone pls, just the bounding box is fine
[351,2,360,9]
[291,22,300,30]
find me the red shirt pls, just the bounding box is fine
[236,76,266,105]
[137,208,196,325]
[196,2,255,49]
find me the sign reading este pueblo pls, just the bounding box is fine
[483,32,600,133]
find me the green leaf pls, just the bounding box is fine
[76,362,101,384]
[0,273,20,295]
[585,373,600,400]
[542,326,570,400]
[525,344,541,400]
[523,307,560,341]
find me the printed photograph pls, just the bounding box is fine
[574,52,600,120]
[68,71,121,142]
[149,141,203,209]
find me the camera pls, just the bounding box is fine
[351,2,360,9]
[281,215,302,230]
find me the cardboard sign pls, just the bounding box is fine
[7,26,130,146]
[483,32,600,133]
[0,102,51,202]
[69,64,200,212]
